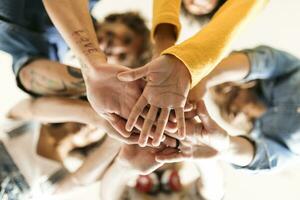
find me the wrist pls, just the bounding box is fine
[221,136,255,167]
[114,158,140,176]
[154,24,177,42]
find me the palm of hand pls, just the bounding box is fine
[143,56,190,108]
[85,64,143,118]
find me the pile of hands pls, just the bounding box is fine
[85,54,231,175]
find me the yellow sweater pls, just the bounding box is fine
[152,0,269,88]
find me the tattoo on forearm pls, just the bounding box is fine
[28,68,85,96]
[67,66,83,79]
[72,30,100,56]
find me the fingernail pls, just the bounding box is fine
[117,73,128,81]
[125,123,133,132]
[139,139,147,147]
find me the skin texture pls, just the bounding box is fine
[97,22,143,67]
[156,101,255,167]
[19,60,85,96]
[118,55,191,147]
[43,0,135,135]
[183,0,219,15]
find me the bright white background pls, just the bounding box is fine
[1,0,300,199]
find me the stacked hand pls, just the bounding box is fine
[156,101,230,163]
[117,55,191,147]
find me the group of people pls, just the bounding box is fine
[1,0,300,199]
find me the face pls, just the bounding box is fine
[182,0,219,15]
[97,22,143,67]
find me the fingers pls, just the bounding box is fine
[184,102,193,112]
[139,105,158,147]
[105,114,131,138]
[155,149,191,163]
[152,108,170,146]
[126,96,147,132]
[117,65,148,81]
[175,108,186,139]
[161,136,177,148]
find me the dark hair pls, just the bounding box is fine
[103,12,152,66]
[181,0,227,25]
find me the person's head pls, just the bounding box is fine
[96,12,152,68]
[181,0,227,24]
[209,81,266,132]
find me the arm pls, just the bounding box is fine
[233,46,300,81]
[101,144,164,200]
[43,0,145,138]
[157,101,296,172]
[19,59,85,96]
[152,0,181,42]
[53,137,122,194]
[189,52,250,101]
[117,0,268,146]
[7,97,102,126]
[156,101,255,167]
[100,159,138,200]
[189,45,300,101]
[42,0,105,70]
[163,0,269,88]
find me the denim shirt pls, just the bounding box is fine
[0,0,98,96]
[0,0,98,75]
[235,46,300,172]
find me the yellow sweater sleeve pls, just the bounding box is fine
[162,0,269,88]
[152,0,182,41]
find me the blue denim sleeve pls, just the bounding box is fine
[232,135,297,173]
[240,46,300,81]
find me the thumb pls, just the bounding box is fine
[117,65,148,81]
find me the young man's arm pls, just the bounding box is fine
[43,0,105,69]
[43,0,145,137]
[19,59,85,96]
[53,137,122,194]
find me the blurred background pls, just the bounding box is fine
[1,0,300,199]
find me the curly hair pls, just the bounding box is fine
[102,12,152,67]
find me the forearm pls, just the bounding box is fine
[163,0,268,87]
[9,97,103,126]
[71,137,122,186]
[19,59,85,96]
[153,24,177,58]
[43,0,106,73]
[100,159,138,200]
[221,136,255,167]
[152,0,181,41]
[188,53,250,101]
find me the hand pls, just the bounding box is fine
[117,55,191,147]
[117,144,165,175]
[101,114,177,148]
[156,101,230,163]
[84,63,144,137]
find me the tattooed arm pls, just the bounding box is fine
[43,0,144,137]
[43,0,106,71]
[19,59,85,96]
